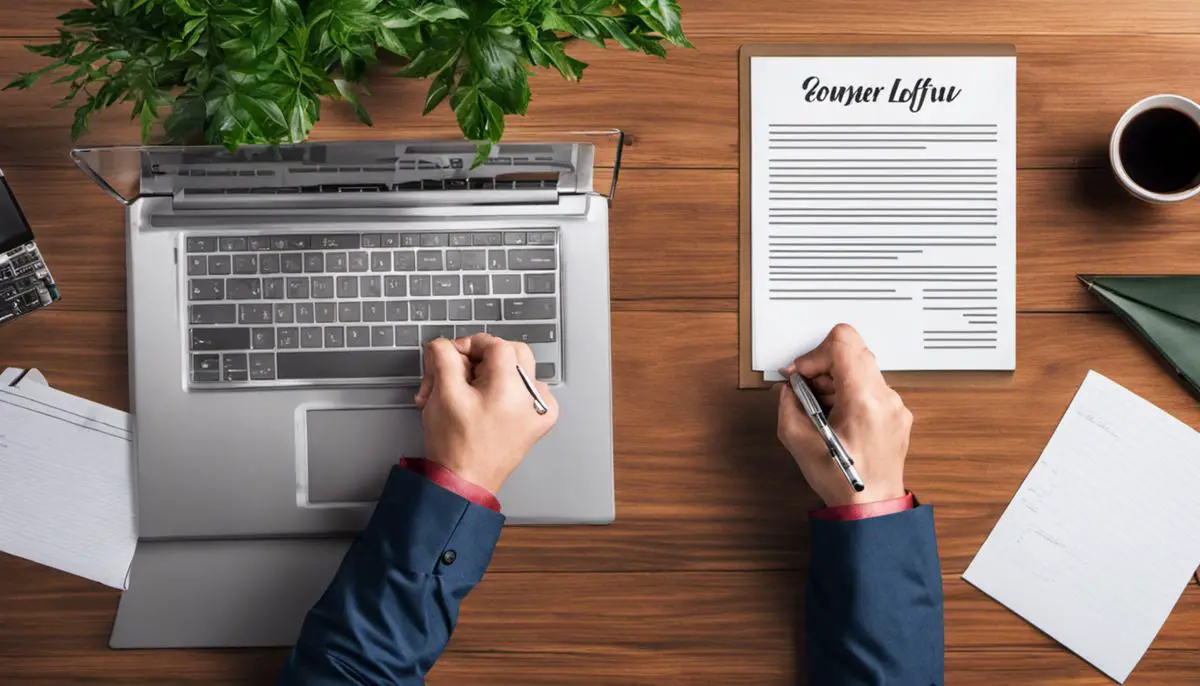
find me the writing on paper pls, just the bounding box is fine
[801,76,962,113]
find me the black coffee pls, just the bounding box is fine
[1118,107,1200,194]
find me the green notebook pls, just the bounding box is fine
[1079,275,1200,400]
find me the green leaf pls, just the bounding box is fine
[334,77,373,126]
[472,141,492,169]
[467,25,524,81]
[451,82,504,142]
[397,46,459,77]
[623,0,693,47]
[271,0,304,28]
[530,39,587,81]
[138,100,156,142]
[423,66,455,115]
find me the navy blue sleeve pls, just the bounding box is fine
[278,466,504,685]
[806,505,945,686]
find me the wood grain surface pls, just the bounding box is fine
[1,1,1199,684]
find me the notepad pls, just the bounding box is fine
[964,371,1200,683]
[745,49,1016,380]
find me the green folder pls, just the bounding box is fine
[1079,275,1200,400]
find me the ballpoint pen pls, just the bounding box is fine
[515,364,550,415]
[788,373,866,493]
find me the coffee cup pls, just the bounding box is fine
[1109,94,1200,204]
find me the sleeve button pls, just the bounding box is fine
[440,550,457,566]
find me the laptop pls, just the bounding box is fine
[81,140,615,647]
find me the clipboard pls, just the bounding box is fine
[737,44,1017,390]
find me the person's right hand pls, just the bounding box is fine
[414,334,559,494]
[776,324,912,508]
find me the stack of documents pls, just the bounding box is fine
[964,371,1200,683]
[0,368,136,589]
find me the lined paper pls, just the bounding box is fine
[750,56,1016,376]
[964,371,1200,683]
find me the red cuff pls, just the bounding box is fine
[398,458,502,513]
[810,492,915,522]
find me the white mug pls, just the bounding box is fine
[1109,93,1200,204]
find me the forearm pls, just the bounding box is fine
[279,466,503,685]
[806,505,944,686]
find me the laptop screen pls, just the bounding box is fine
[0,176,35,254]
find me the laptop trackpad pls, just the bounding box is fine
[304,407,425,504]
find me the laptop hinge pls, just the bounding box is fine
[172,188,561,211]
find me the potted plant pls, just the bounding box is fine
[6,0,690,165]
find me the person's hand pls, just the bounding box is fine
[776,324,912,508]
[414,334,559,494]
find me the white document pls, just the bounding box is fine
[749,54,1016,379]
[963,371,1200,683]
[0,375,136,589]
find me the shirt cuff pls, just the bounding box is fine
[398,457,502,513]
[810,492,916,522]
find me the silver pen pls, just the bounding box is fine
[788,373,865,493]
[515,365,549,415]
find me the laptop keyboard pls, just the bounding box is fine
[184,230,561,387]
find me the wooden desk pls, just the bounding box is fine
[2,2,1199,683]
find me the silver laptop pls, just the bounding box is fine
[75,140,615,647]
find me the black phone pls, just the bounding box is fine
[0,172,59,325]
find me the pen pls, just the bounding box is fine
[515,365,549,415]
[788,373,866,493]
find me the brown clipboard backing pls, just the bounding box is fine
[738,44,1017,390]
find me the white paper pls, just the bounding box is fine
[963,371,1200,683]
[0,383,136,589]
[750,55,1016,373]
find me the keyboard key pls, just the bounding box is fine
[445,250,461,270]
[421,325,455,344]
[296,302,315,323]
[456,324,485,337]
[448,300,472,321]
[410,301,430,322]
[488,250,507,270]
[393,250,416,271]
[395,326,420,346]
[193,353,220,373]
[286,277,310,299]
[535,362,556,380]
[227,278,261,300]
[326,252,348,272]
[461,250,486,270]
[260,253,281,274]
[264,277,285,300]
[251,328,275,349]
[429,300,447,320]
[312,276,335,299]
[281,236,309,250]
[278,350,421,379]
[190,304,236,324]
[338,302,361,322]
[371,325,394,347]
[187,237,218,253]
[525,274,556,294]
[187,255,207,275]
[324,326,345,348]
[361,234,381,248]
[349,251,369,272]
[421,233,447,247]
[223,353,248,381]
[249,353,276,380]
[409,275,431,297]
[400,233,420,247]
[384,276,406,297]
[371,252,391,272]
[192,327,250,351]
[247,236,271,251]
[363,301,385,322]
[278,327,299,349]
[463,275,489,295]
[300,327,323,348]
[304,253,324,273]
[282,253,304,273]
[315,302,337,323]
[239,304,273,325]
[336,276,358,298]
[474,298,501,321]
[380,233,399,248]
[504,298,556,320]
[274,303,294,323]
[220,237,247,252]
[527,231,556,245]
[386,301,409,322]
[269,236,289,251]
[504,231,527,245]
[449,233,472,247]
[361,275,382,298]
[509,249,557,270]
[208,254,232,275]
[347,326,371,348]
[417,250,442,271]
[312,234,360,250]
[492,275,521,295]
[190,274,222,307]
[433,275,460,296]
[487,323,557,343]
[473,232,502,246]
